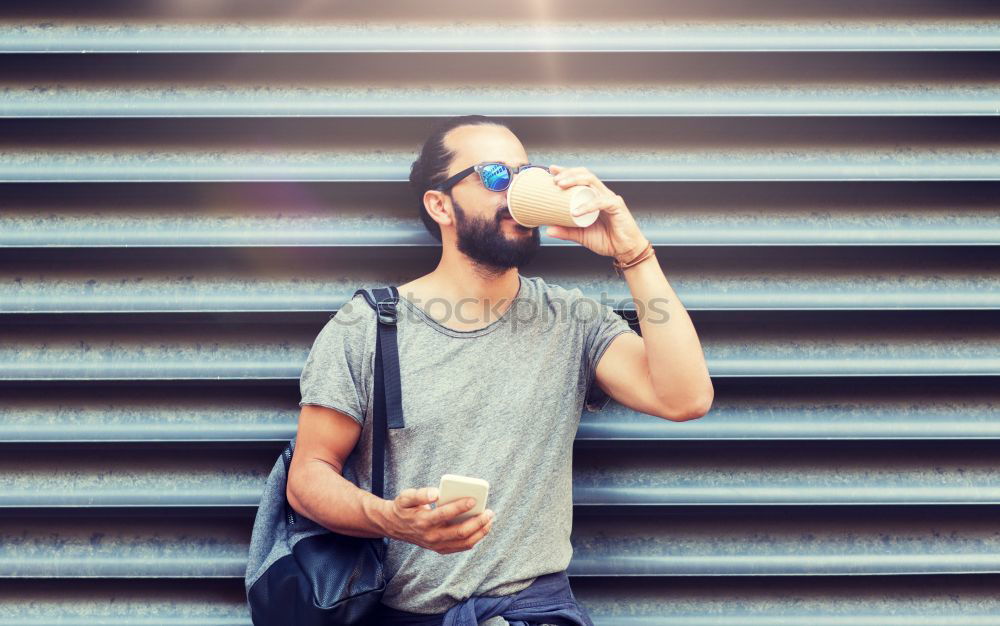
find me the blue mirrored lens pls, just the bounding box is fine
[480,164,511,191]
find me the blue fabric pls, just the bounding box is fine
[372,570,595,626]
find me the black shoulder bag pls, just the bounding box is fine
[245,286,405,625]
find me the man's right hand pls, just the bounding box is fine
[381,487,495,555]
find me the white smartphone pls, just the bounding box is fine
[437,474,489,523]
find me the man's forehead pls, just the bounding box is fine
[466,158,529,167]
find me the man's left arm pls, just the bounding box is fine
[546,164,714,422]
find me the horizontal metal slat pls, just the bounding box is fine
[1,147,997,182]
[569,575,1000,625]
[3,507,999,577]
[1,116,995,181]
[2,51,995,120]
[580,381,1000,440]
[3,442,1000,508]
[0,385,294,444]
[568,507,1000,576]
[573,442,1000,506]
[3,576,1000,625]
[4,84,1000,118]
[0,322,314,381]
[0,313,997,380]
[0,580,250,626]
[1,21,999,53]
[0,447,268,508]
[2,378,995,443]
[0,512,249,578]
[0,247,996,312]
[3,182,997,248]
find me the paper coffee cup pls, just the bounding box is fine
[506,168,600,228]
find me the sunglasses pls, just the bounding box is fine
[433,161,550,193]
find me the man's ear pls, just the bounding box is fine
[423,190,454,229]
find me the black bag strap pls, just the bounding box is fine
[283,286,403,523]
[353,286,404,500]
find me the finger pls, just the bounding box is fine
[431,497,477,525]
[552,167,587,186]
[398,486,437,509]
[395,488,416,508]
[418,487,441,511]
[454,515,494,548]
[556,174,602,195]
[451,509,494,541]
[571,197,603,218]
[545,225,582,244]
[588,175,613,195]
[554,168,612,195]
[567,168,612,195]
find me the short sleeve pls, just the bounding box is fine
[298,294,376,427]
[582,298,638,412]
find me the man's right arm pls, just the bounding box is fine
[286,404,392,539]
[287,404,496,553]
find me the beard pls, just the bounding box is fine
[452,195,541,275]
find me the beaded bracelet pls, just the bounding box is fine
[612,240,655,277]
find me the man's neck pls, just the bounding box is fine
[399,265,521,330]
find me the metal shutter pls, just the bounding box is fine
[1,1,998,623]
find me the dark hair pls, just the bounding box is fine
[409,115,512,242]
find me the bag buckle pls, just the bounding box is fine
[375,298,397,325]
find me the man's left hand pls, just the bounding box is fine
[545,164,649,262]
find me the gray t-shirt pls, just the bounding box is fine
[298,273,636,614]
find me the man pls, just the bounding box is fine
[286,114,713,625]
